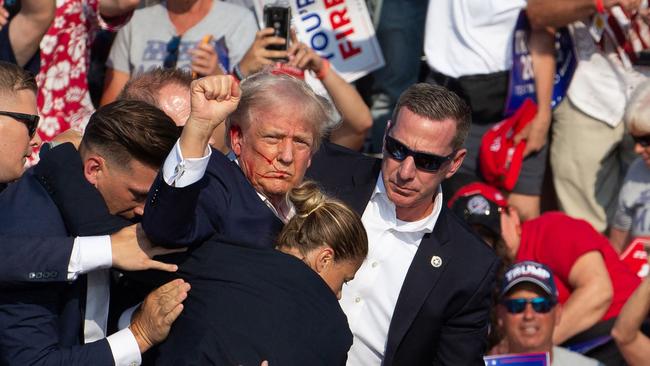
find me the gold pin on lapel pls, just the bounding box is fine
[431,255,442,268]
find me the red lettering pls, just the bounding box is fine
[339,40,361,60]
[335,28,354,40]
[323,0,344,9]
[329,9,350,31]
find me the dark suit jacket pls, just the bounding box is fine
[156,241,352,366]
[142,148,284,250]
[306,141,500,366]
[0,144,128,365]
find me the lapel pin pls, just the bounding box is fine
[431,255,442,268]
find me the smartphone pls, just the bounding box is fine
[263,2,290,59]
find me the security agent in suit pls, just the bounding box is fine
[0,62,177,289]
[0,100,190,366]
[306,84,500,365]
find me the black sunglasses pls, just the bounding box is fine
[0,110,39,137]
[502,297,556,314]
[632,134,650,147]
[163,35,181,69]
[384,134,455,172]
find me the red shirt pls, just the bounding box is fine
[517,211,639,320]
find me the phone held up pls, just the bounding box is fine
[263,1,291,61]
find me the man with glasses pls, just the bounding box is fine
[306,83,499,365]
[449,182,640,365]
[497,261,601,365]
[0,61,40,189]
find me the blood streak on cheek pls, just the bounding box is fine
[253,148,287,178]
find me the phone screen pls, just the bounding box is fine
[264,5,290,55]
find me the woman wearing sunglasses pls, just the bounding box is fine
[610,81,650,254]
[155,180,368,365]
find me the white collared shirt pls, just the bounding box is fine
[340,175,444,366]
[68,236,141,365]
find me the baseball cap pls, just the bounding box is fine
[500,261,558,301]
[479,98,537,191]
[448,182,507,237]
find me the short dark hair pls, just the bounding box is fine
[117,67,193,107]
[0,61,37,95]
[392,83,471,150]
[80,100,179,169]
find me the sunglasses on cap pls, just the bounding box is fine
[501,297,556,314]
[0,111,39,137]
[384,135,455,172]
[632,134,650,147]
[163,35,182,69]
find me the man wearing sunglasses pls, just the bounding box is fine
[497,261,601,366]
[306,83,499,365]
[0,61,40,190]
[450,182,640,365]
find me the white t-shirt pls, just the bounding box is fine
[107,1,257,74]
[424,0,527,78]
[566,20,650,127]
[552,346,602,366]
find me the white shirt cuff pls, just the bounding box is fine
[117,303,141,330]
[107,328,142,366]
[68,236,112,281]
[162,140,211,188]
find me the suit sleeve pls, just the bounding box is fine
[0,289,114,366]
[434,256,499,366]
[34,143,131,236]
[0,236,72,287]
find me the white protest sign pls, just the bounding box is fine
[253,0,385,83]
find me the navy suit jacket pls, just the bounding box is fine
[306,141,500,366]
[0,144,127,365]
[156,241,352,366]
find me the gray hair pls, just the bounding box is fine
[225,71,335,152]
[625,80,650,134]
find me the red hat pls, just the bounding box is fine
[448,182,507,237]
[479,99,537,191]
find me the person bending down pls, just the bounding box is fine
[155,180,368,365]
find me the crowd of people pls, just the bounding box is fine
[1,0,650,365]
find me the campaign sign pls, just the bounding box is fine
[484,352,550,366]
[504,11,576,117]
[254,0,385,83]
[619,237,650,278]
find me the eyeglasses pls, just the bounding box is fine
[501,297,556,314]
[163,35,181,69]
[384,134,455,172]
[0,111,39,137]
[632,134,650,147]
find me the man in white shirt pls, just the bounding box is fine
[0,98,189,366]
[307,83,500,365]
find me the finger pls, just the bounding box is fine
[157,278,186,294]
[290,27,298,45]
[145,259,179,273]
[230,75,242,98]
[256,28,276,39]
[261,49,289,59]
[259,36,288,48]
[197,43,215,53]
[163,303,184,325]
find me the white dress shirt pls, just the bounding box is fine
[68,236,141,365]
[340,175,444,366]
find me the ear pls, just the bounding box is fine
[230,125,243,156]
[445,148,467,179]
[496,305,506,328]
[313,246,334,274]
[83,155,105,187]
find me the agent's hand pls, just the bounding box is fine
[180,75,241,158]
[51,129,83,149]
[190,42,224,77]
[129,279,191,353]
[110,224,185,272]
[238,28,288,76]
